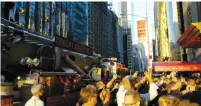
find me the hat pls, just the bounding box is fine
[31,84,43,94]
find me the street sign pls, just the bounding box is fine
[137,20,147,43]
[55,36,93,56]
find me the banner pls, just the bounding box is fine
[137,20,147,43]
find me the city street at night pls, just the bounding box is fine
[1,1,201,106]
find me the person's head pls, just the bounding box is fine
[123,90,141,106]
[174,99,199,106]
[31,84,44,97]
[186,79,196,92]
[39,77,46,84]
[122,76,134,90]
[171,81,182,91]
[86,85,97,91]
[158,96,177,106]
[46,77,55,86]
[80,87,97,106]
[166,82,175,94]
[96,81,105,90]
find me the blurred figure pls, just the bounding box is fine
[174,99,199,106]
[80,87,97,106]
[123,90,141,106]
[96,74,118,104]
[76,85,101,106]
[117,75,134,106]
[158,96,177,106]
[169,81,182,97]
[182,79,197,94]
[117,71,158,106]
[25,84,44,106]
[99,89,111,106]
[179,90,201,106]
[86,85,97,91]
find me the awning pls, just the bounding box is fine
[177,22,201,48]
[153,61,201,72]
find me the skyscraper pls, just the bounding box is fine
[121,1,133,71]
[71,2,88,45]
[116,21,124,63]
[155,2,171,61]
[88,2,118,58]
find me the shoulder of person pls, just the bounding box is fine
[37,99,45,105]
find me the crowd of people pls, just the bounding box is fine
[25,71,201,106]
[75,71,201,106]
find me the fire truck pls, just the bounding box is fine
[0,2,129,106]
[89,57,129,81]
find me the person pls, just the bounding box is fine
[123,90,141,106]
[96,74,118,104]
[80,87,97,106]
[117,71,158,106]
[117,75,135,106]
[76,85,101,106]
[158,96,177,106]
[174,99,199,106]
[25,84,44,106]
[182,79,197,94]
[99,89,111,106]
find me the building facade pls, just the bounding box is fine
[71,2,88,45]
[111,11,118,58]
[120,1,133,71]
[123,33,128,67]
[116,23,124,63]
[154,2,201,62]
[179,2,201,62]
[88,2,118,58]
[154,2,171,61]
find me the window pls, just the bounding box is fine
[197,2,201,21]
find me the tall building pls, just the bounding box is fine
[71,2,88,45]
[127,28,133,71]
[166,2,181,61]
[120,1,133,71]
[154,2,159,58]
[155,2,171,61]
[88,2,118,58]
[116,22,124,63]
[111,11,118,58]
[123,33,128,67]
[154,2,201,62]
[121,2,128,29]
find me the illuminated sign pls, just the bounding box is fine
[55,36,93,55]
[154,62,201,72]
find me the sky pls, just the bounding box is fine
[111,1,155,45]
[111,1,155,57]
